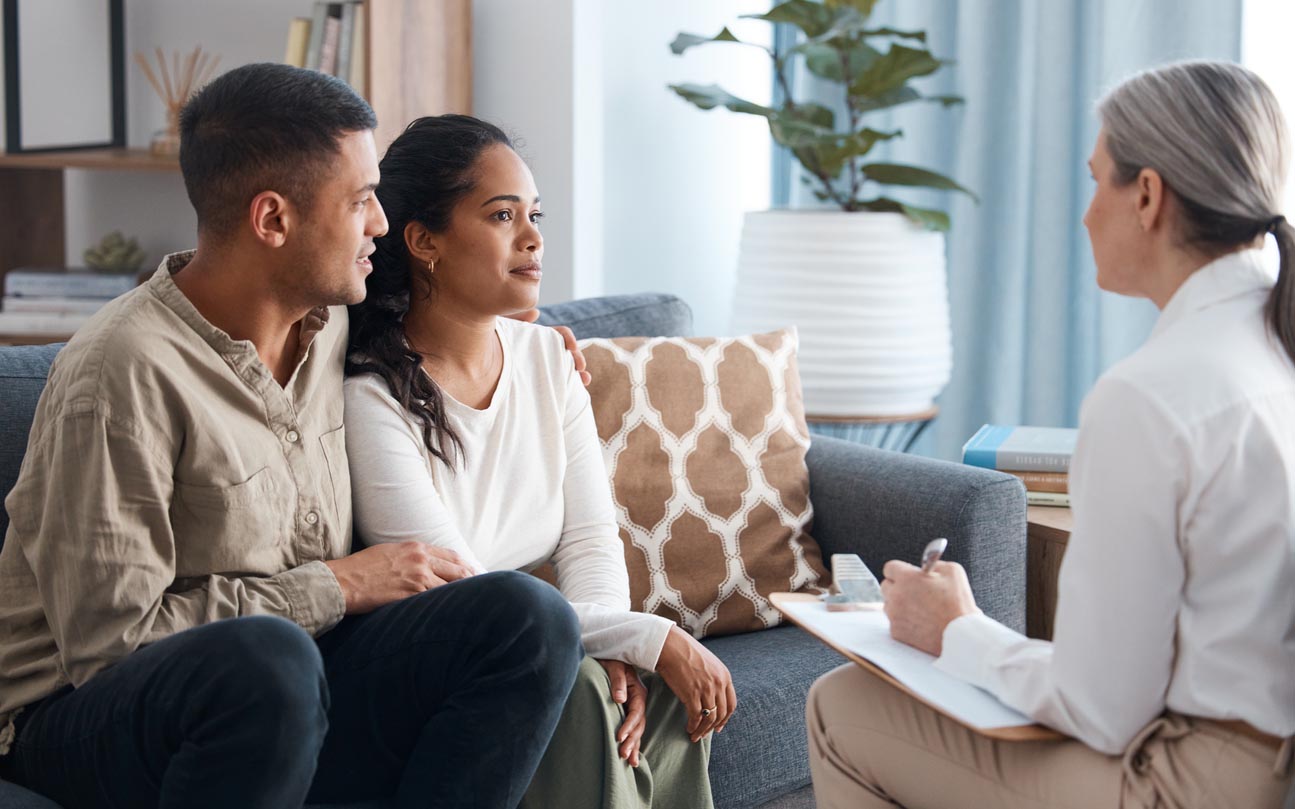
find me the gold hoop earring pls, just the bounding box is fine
[427,258,435,274]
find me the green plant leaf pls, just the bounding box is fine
[786,101,836,130]
[796,39,880,83]
[857,197,951,230]
[769,116,830,148]
[926,94,964,107]
[668,83,775,117]
[816,128,902,176]
[849,44,942,99]
[824,0,881,16]
[860,163,978,201]
[860,27,927,42]
[669,27,749,56]
[743,0,835,38]
[771,120,901,178]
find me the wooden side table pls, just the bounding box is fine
[1026,505,1072,640]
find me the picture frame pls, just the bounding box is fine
[2,0,125,153]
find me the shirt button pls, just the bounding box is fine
[305,511,319,525]
[285,429,300,443]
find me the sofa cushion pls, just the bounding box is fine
[579,329,828,638]
[536,292,693,339]
[703,624,846,809]
[0,344,62,545]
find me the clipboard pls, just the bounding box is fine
[772,592,1064,742]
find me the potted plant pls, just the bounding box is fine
[670,0,974,417]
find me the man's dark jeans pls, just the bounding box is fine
[0,571,583,809]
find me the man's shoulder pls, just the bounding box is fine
[43,284,193,417]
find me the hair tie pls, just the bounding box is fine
[1267,215,1286,233]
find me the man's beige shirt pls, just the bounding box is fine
[0,252,350,751]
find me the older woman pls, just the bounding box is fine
[806,61,1295,808]
[342,114,733,809]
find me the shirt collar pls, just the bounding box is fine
[1150,249,1276,339]
[147,250,332,369]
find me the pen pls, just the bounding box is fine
[920,537,948,573]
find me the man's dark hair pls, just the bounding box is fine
[179,62,377,236]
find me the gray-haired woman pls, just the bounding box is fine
[806,61,1295,808]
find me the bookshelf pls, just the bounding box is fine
[0,0,471,344]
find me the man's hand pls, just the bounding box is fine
[656,625,737,742]
[324,542,476,614]
[553,325,591,386]
[880,559,981,656]
[599,659,648,766]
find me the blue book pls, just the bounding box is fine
[962,424,1077,472]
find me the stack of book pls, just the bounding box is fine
[962,424,1077,507]
[284,1,367,93]
[0,269,139,337]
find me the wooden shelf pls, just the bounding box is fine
[0,0,470,287]
[0,148,179,172]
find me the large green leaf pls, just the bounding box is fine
[858,197,952,230]
[769,116,831,149]
[771,117,901,178]
[813,128,902,176]
[849,44,942,99]
[669,27,745,56]
[743,0,835,38]
[796,39,880,82]
[861,27,926,42]
[785,101,836,130]
[825,0,881,16]
[668,83,775,117]
[861,163,978,201]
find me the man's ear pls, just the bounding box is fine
[1136,168,1165,233]
[248,191,292,248]
[405,220,440,266]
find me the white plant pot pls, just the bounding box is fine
[731,210,952,417]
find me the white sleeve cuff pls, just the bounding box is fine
[933,612,1025,690]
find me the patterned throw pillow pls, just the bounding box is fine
[579,328,828,638]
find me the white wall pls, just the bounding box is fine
[7,0,772,334]
[600,2,772,334]
[67,0,304,267]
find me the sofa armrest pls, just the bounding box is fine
[805,435,1027,632]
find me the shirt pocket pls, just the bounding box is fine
[172,467,286,571]
[319,425,352,534]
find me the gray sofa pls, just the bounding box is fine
[0,293,1027,809]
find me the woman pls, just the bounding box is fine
[806,61,1295,807]
[344,115,733,809]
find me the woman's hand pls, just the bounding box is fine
[880,559,981,656]
[655,625,737,742]
[598,659,648,766]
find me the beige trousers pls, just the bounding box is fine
[807,663,1294,809]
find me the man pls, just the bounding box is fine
[0,63,583,808]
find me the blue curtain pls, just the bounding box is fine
[777,0,1242,460]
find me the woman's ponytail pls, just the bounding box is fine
[1267,216,1295,366]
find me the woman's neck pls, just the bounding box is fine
[1145,239,1261,309]
[404,302,503,408]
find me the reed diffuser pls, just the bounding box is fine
[134,47,221,156]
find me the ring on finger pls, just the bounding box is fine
[701,705,717,718]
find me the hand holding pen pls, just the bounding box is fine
[880,537,981,657]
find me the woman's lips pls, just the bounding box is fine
[510,262,542,280]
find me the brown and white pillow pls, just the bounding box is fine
[580,328,828,638]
